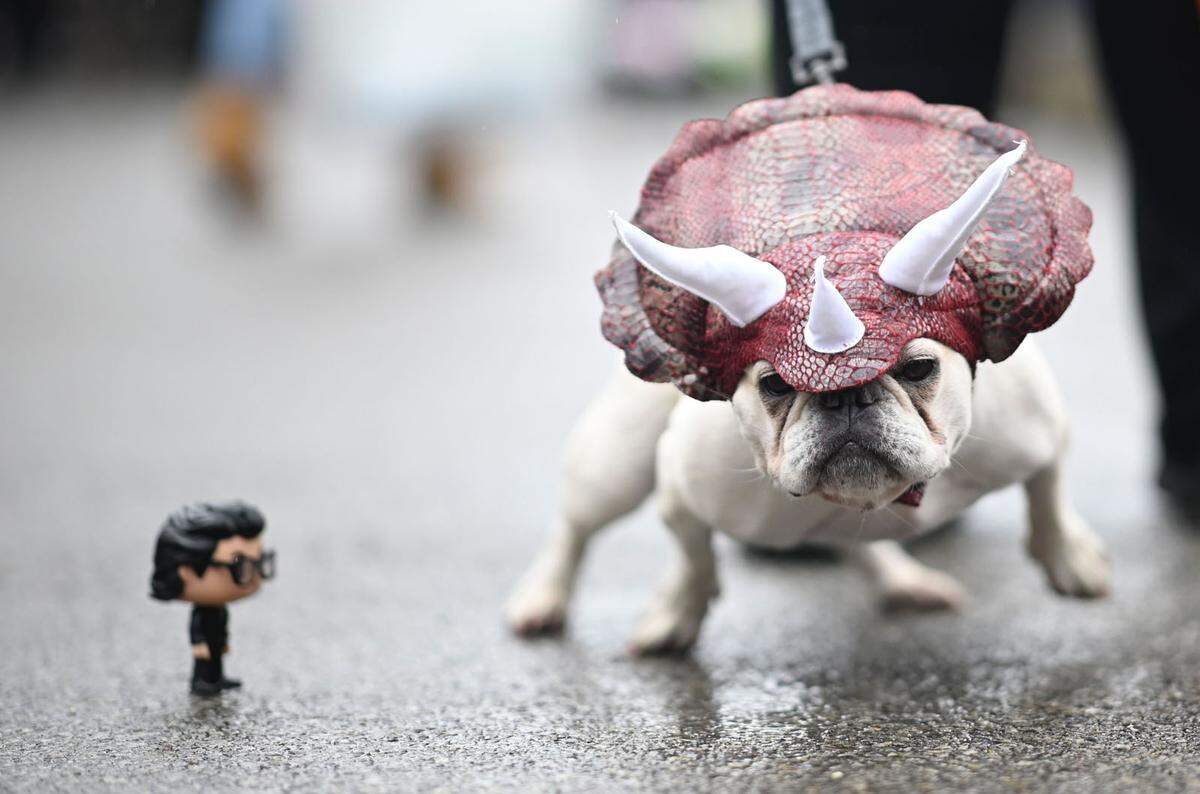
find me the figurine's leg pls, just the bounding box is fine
[190,606,224,697]
[191,661,222,696]
[853,540,966,611]
[1025,462,1110,597]
[628,490,718,656]
[506,368,680,635]
[214,607,240,689]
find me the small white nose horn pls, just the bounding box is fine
[803,256,865,354]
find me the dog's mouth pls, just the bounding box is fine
[819,439,895,479]
[791,479,925,505]
[792,435,920,508]
[819,435,900,476]
[894,481,926,506]
[781,426,937,508]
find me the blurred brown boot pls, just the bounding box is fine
[194,86,263,211]
[413,126,473,213]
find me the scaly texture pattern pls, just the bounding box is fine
[596,84,1093,399]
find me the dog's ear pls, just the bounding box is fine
[597,240,716,397]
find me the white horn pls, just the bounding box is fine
[879,139,1027,296]
[610,212,786,328]
[804,256,865,354]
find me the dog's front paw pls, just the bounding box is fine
[505,576,570,636]
[880,567,967,612]
[1029,522,1110,598]
[628,581,715,656]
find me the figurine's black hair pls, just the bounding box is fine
[149,501,266,601]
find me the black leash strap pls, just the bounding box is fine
[785,0,847,86]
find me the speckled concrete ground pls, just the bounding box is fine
[1,86,1198,792]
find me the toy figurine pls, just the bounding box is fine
[150,501,275,696]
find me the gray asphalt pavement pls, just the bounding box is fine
[2,86,1199,792]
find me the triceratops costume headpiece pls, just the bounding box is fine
[598,85,1093,399]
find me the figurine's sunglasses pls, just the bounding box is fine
[212,550,276,586]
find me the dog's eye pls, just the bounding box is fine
[759,373,795,398]
[897,358,937,382]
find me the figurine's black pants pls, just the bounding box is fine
[190,605,229,681]
[772,0,1200,468]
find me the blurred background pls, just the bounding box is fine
[2,0,1195,789]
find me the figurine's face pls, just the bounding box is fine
[730,339,973,512]
[178,535,266,606]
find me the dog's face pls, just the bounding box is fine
[730,339,973,510]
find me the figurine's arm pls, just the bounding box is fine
[189,606,211,659]
[221,607,230,654]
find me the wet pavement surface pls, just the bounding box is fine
[2,88,1199,791]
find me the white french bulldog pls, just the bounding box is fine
[508,139,1107,654]
[506,340,1110,654]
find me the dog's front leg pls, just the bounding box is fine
[506,516,597,635]
[507,369,678,635]
[853,540,966,611]
[1025,461,1110,597]
[628,490,719,656]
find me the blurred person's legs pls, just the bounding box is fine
[770,0,1016,115]
[1090,0,1200,515]
[194,0,284,210]
[0,0,48,87]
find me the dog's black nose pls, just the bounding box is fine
[817,382,884,422]
[818,391,844,410]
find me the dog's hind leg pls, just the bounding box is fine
[507,367,680,635]
[854,540,967,611]
[1025,461,1110,597]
